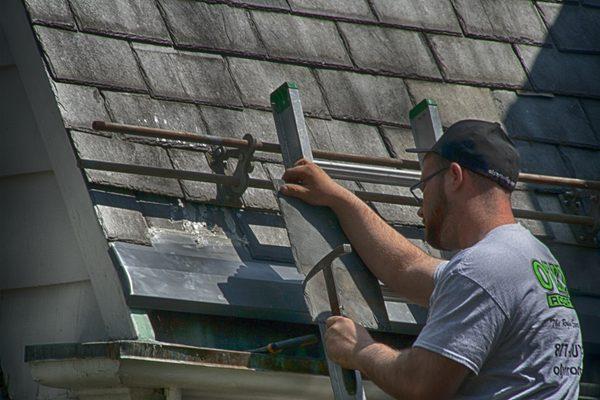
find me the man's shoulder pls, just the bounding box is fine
[440,224,551,315]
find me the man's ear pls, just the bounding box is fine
[447,162,464,192]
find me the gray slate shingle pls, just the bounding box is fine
[23,0,75,28]
[517,45,600,98]
[493,91,597,147]
[133,44,243,107]
[251,12,352,66]
[305,119,389,157]
[35,27,147,91]
[167,149,219,203]
[379,126,419,161]
[103,92,207,135]
[537,2,600,53]
[582,0,600,7]
[513,140,572,178]
[92,190,149,244]
[452,0,547,44]
[429,35,527,88]
[71,131,183,197]
[406,80,500,127]
[511,190,549,237]
[287,0,375,20]
[200,106,278,144]
[560,146,600,180]
[158,0,265,55]
[227,57,329,118]
[52,82,110,130]
[360,183,422,226]
[580,100,600,140]
[229,0,290,10]
[338,23,441,79]
[370,0,461,34]
[69,0,171,43]
[535,193,576,245]
[317,70,412,125]
[241,162,278,210]
[0,28,12,66]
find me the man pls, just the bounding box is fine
[280,120,583,399]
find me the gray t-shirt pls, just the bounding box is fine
[413,223,583,399]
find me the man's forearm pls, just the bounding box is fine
[330,189,439,306]
[355,342,417,399]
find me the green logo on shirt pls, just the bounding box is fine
[531,259,573,309]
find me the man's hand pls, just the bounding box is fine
[324,316,375,370]
[281,159,350,208]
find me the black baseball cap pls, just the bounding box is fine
[406,120,520,191]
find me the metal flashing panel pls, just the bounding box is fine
[110,240,424,331]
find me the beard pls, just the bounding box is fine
[424,187,450,251]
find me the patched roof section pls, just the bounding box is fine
[23,0,600,253]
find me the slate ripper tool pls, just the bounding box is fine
[270,82,390,400]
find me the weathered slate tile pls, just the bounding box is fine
[370,0,461,33]
[517,45,600,97]
[34,27,146,91]
[305,119,389,157]
[69,0,170,43]
[52,82,110,130]
[236,210,292,263]
[0,28,12,66]
[71,131,183,197]
[560,146,600,181]
[537,2,600,53]
[24,0,75,27]
[133,44,242,107]
[167,149,218,203]
[360,183,422,225]
[287,0,375,20]
[251,12,351,66]
[511,190,550,237]
[406,80,500,127]
[580,99,600,140]
[200,106,278,144]
[338,23,441,79]
[229,0,290,10]
[513,140,572,178]
[493,91,597,147]
[429,35,527,88]
[103,92,207,135]
[452,0,547,44]
[91,189,149,244]
[582,0,600,7]
[316,70,412,125]
[241,163,278,210]
[227,57,329,118]
[136,194,188,232]
[535,193,577,244]
[380,126,419,161]
[159,0,265,55]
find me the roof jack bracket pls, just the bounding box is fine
[207,133,261,202]
[560,190,600,247]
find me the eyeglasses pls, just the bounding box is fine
[409,167,449,206]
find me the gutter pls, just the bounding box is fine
[26,341,392,399]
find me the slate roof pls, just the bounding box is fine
[20,0,600,333]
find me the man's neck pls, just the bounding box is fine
[447,198,516,250]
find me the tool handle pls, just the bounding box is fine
[341,367,358,395]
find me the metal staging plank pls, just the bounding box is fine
[271,82,390,331]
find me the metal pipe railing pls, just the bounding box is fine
[78,159,596,227]
[92,121,419,170]
[92,121,600,191]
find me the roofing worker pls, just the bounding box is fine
[280,120,583,399]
